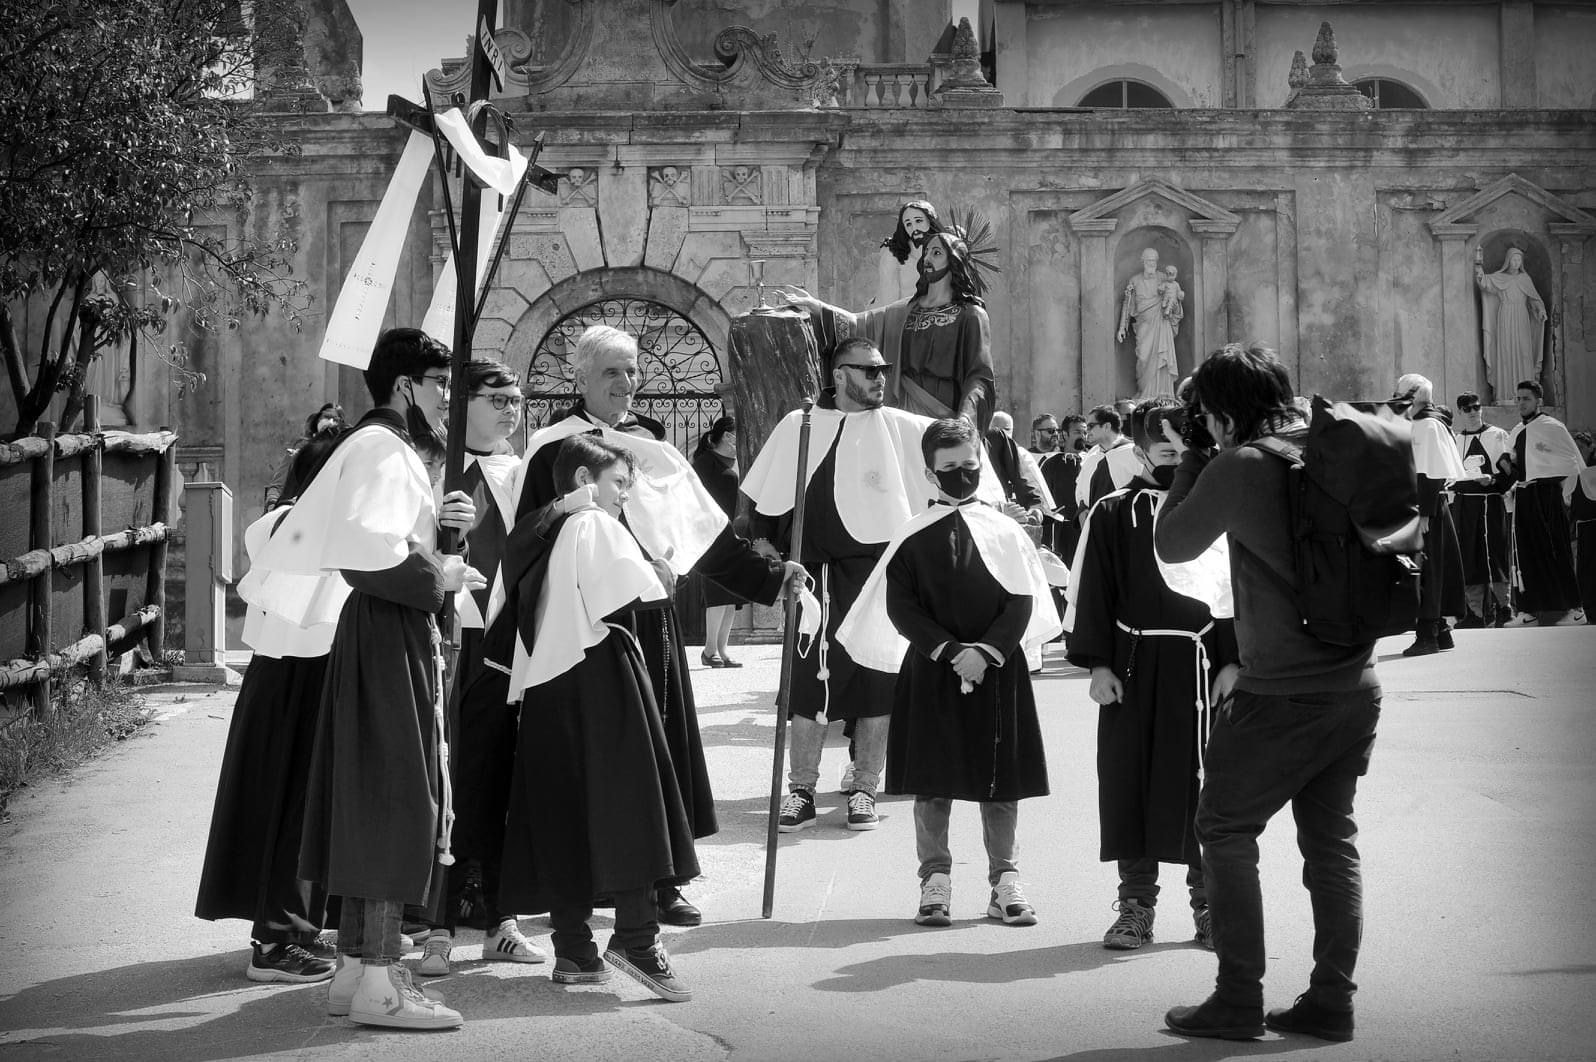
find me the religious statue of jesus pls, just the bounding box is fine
[1116,248,1181,398]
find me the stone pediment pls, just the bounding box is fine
[1429,174,1596,238]
[1068,179,1240,236]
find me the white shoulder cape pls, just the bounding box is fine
[517,414,726,577]
[1063,487,1234,631]
[506,507,667,696]
[1507,414,1585,486]
[1453,425,1510,478]
[238,422,436,630]
[239,507,338,659]
[1412,416,1467,482]
[741,404,1003,545]
[455,450,521,630]
[835,501,1062,675]
[1075,441,1143,511]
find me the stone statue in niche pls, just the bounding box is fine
[1476,245,1547,401]
[1116,247,1182,398]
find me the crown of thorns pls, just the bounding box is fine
[938,206,1002,298]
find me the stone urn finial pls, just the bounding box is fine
[1285,19,1371,111]
[1312,21,1338,66]
[933,17,1002,108]
[1289,50,1308,91]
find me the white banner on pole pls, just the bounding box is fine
[317,131,434,370]
[421,139,528,343]
[434,108,524,197]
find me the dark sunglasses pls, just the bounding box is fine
[837,363,890,380]
[1457,403,1481,412]
[471,393,523,410]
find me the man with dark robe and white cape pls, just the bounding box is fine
[1500,379,1585,625]
[1063,399,1238,953]
[239,328,481,1030]
[743,338,1006,835]
[1077,404,1144,513]
[1388,374,1467,655]
[501,324,803,926]
[1450,391,1514,627]
[836,418,1058,927]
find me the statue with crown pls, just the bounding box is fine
[774,207,1000,433]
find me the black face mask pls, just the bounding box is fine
[402,389,446,454]
[1150,463,1177,490]
[934,466,981,500]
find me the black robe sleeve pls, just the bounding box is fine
[692,524,785,605]
[1065,501,1121,673]
[886,547,961,660]
[976,590,1032,661]
[342,546,448,613]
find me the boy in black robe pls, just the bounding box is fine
[839,418,1058,927]
[1066,398,1238,952]
[495,435,699,1002]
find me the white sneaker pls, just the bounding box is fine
[417,932,452,976]
[349,962,463,1030]
[986,871,1038,926]
[1502,612,1539,627]
[1555,608,1587,627]
[329,954,447,1016]
[837,761,856,794]
[484,918,547,964]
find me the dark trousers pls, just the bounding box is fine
[1118,856,1205,910]
[1196,686,1381,1012]
[549,888,657,963]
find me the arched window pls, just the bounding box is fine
[1353,78,1428,109]
[1078,80,1174,109]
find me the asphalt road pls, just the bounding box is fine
[1,625,1593,1062]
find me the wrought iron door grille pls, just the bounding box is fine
[526,297,724,454]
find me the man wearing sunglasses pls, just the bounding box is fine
[745,338,1004,835]
[1449,392,1514,627]
[1499,380,1585,626]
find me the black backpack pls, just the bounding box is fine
[1251,395,1424,646]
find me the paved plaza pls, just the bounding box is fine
[1,625,1593,1062]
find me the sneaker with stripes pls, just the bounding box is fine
[484,918,547,963]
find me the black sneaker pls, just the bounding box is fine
[844,790,879,831]
[247,942,335,984]
[552,955,611,985]
[603,941,692,1002]
[778,789,816,832]
[1102,898,1155,949]
[1265,993,1355,1042]
[301,934,337,962]
[1165,995,1265,1040]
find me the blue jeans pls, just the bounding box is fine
[338,897,404,964]
[1196,686,1380,1012]
[789,713,888,796]
[914,797,1019,886]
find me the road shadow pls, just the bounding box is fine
[695,791,914,847]
[1030,1034,1319,1061]
[0,950,652,1062]
[808,938,1209,993]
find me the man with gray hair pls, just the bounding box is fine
[1388,373,1466,655]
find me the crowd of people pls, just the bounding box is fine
[204,209,1592,1040]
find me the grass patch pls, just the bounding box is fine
[0,678,154,820]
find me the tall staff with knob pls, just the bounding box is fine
[762,396,814,919]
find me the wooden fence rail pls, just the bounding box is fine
[0,396,177,723]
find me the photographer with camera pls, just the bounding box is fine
[1153,344,1380,1044]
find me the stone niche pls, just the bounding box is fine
[1428,174,1596,419]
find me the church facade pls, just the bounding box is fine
[64,0,1596,562]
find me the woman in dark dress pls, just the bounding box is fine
[691,416,746,667]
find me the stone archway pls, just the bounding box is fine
[508,266,734,454]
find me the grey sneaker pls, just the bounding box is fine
[915,872,953,926]
[603,941,692,1002]
[1103,898,1155,949]
[1193,905,1215,950]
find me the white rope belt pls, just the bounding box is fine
[1114,619,1215,780]
[430,619,456,867]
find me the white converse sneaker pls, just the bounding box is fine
[417,932,452,976]
[330,954,448,1016]
[349,962,463,1030]
[986,871,1038,926]
[484,918,547,964]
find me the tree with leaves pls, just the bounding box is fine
[0,0,308,437]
